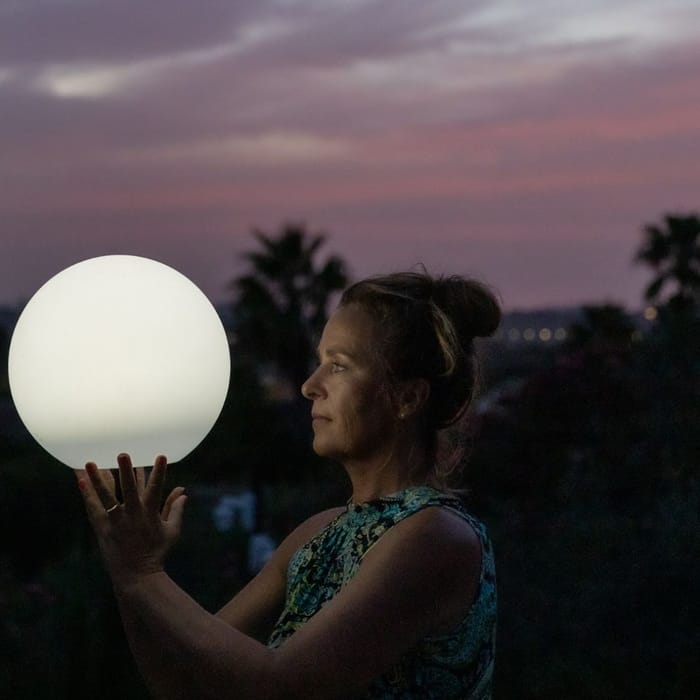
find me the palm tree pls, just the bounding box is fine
[635,213,700,312]
[635,214,699,486]
[232,222,349,395]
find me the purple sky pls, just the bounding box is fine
[1,0,699,311]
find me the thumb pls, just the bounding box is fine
[165,494,188,534]
[162,486,186,521]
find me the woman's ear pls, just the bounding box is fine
[397,378,430,420]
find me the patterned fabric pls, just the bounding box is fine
[267,486,497,699]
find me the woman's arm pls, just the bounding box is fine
[112,507,480,700]
[215,507,344,641]
[79,457,480,700]
[113,582,203,698]
[114,571,275,700]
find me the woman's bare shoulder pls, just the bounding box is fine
[368,505,481,567]
[359,505,482,635]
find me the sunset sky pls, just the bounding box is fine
[1,0,698,311]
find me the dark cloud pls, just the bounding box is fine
[235,0,492,69]
[0,0,263,64]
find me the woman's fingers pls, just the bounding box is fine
[164,492,187,536]
[135,466,147,497]
[84,462,119,513]
[77,455,184,582]
[144,455,168,513]
[82,454,173,519]
[81,462,119,526]
[162,486,186,521]
[103,468,116,494]
[117,453,140,510]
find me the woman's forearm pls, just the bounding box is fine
[113,571,276,700]
[115,589,197,699]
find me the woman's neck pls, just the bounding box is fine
[343,440,433,504]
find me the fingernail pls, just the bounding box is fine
[77,479,87,491]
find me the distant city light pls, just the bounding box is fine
[644,306,658,321]
[497,314,601,344]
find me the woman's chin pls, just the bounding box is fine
[311,437,342,462]
[312,439,331,458]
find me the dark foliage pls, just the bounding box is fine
[0,216,698,698]
[231,223,349,393]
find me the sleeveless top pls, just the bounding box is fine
[267,486,497,699]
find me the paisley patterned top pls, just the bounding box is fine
[267,486,497,699]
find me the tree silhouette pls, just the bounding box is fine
[631,214,700,491]
[564,304,636,360]
[635,213,700,313]
[231,222,349,396]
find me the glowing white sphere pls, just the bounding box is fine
[8,255,231,469]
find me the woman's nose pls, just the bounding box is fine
[301,366,324,400]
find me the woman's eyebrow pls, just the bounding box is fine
[317,346,358,361]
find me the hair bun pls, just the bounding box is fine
[433,276,501,340]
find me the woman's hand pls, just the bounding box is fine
[76,453,187,588]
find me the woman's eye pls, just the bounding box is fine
[331,362,345,373]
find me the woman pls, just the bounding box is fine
[78,270,501,699]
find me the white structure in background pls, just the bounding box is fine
[212,491,277,574]
[212,491,256,533]
[248,532,276,574]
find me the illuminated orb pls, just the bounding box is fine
[8,255,231,469]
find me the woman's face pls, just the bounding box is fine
[301,303,398,465]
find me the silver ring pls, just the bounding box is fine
[105,503,120,514]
